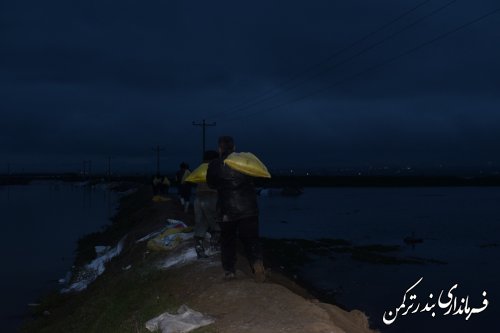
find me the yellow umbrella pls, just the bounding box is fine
[184,163,208,183]
[224,152,271,178]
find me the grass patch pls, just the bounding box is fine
[352,244,401,252]
[263,238,446,268]
[350,251,424,265]
[22,260,182,333]
[21,185,218,333]
[21,258,219,332]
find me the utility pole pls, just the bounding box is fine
[152,145,165,177]
[6,163,11,183]
[192,119,216,160]
[107,156,112,180]
[82,160,87,177]
[88,160,92,181]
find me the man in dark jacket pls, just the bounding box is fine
[206,136,265,282]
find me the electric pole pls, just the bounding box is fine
[192,119,216,160]
[152,145,165,177]
[82,160,92,180]
[107,156,112,180]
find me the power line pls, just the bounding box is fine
[210,0,433,119]
[213,0,458,120]
[223,7,500,122]
[107,156,112,179]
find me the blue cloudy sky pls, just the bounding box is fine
[1,0,500,174]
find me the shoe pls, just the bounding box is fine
[253,260,266,282]
[195,239,208,259]
[224,271,236,280]
[195,245,208,259]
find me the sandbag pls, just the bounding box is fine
[147,226,193,251]
[184,163,208,183]
[145,304,215,333]
[152,195,170,202]
[224,152,271,178]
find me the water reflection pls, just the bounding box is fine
[259,187,499,332]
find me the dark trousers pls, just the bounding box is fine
[219,216,262,273]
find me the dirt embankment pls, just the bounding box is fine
[22,185,377,333]
[165,243,376,333]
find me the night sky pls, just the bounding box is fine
[2,0,500,174]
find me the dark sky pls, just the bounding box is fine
[2,0,500,174]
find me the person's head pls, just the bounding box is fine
[218,136,235,155]
[203,150,219,163]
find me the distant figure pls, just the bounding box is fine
[176,162,192,212]
[160,175,170,195]
[207,136,265,282]
[152,175,162,196]
[404,232,423,245]
[193,150,220,259]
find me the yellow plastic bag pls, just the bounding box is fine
[152,195,170,202]
[224,152,271,178]
[185,163,208,183]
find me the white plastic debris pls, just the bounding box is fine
[136,230,164,243]
[136,219,188,244]
[58,271,72,285]
[61,237,125,293]
[167,219,187,227]
[145,305,214,333]
[118,188,137,196]
[95,245,111,255]
[160,247,198,269]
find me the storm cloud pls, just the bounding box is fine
[1,0,499,173]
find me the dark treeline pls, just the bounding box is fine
[0,173,150,186]
[3,173,500,187]
[255,175,500,188]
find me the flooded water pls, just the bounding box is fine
[0,182,119,332]
[2,184,497,332]
[259,187,499,332]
